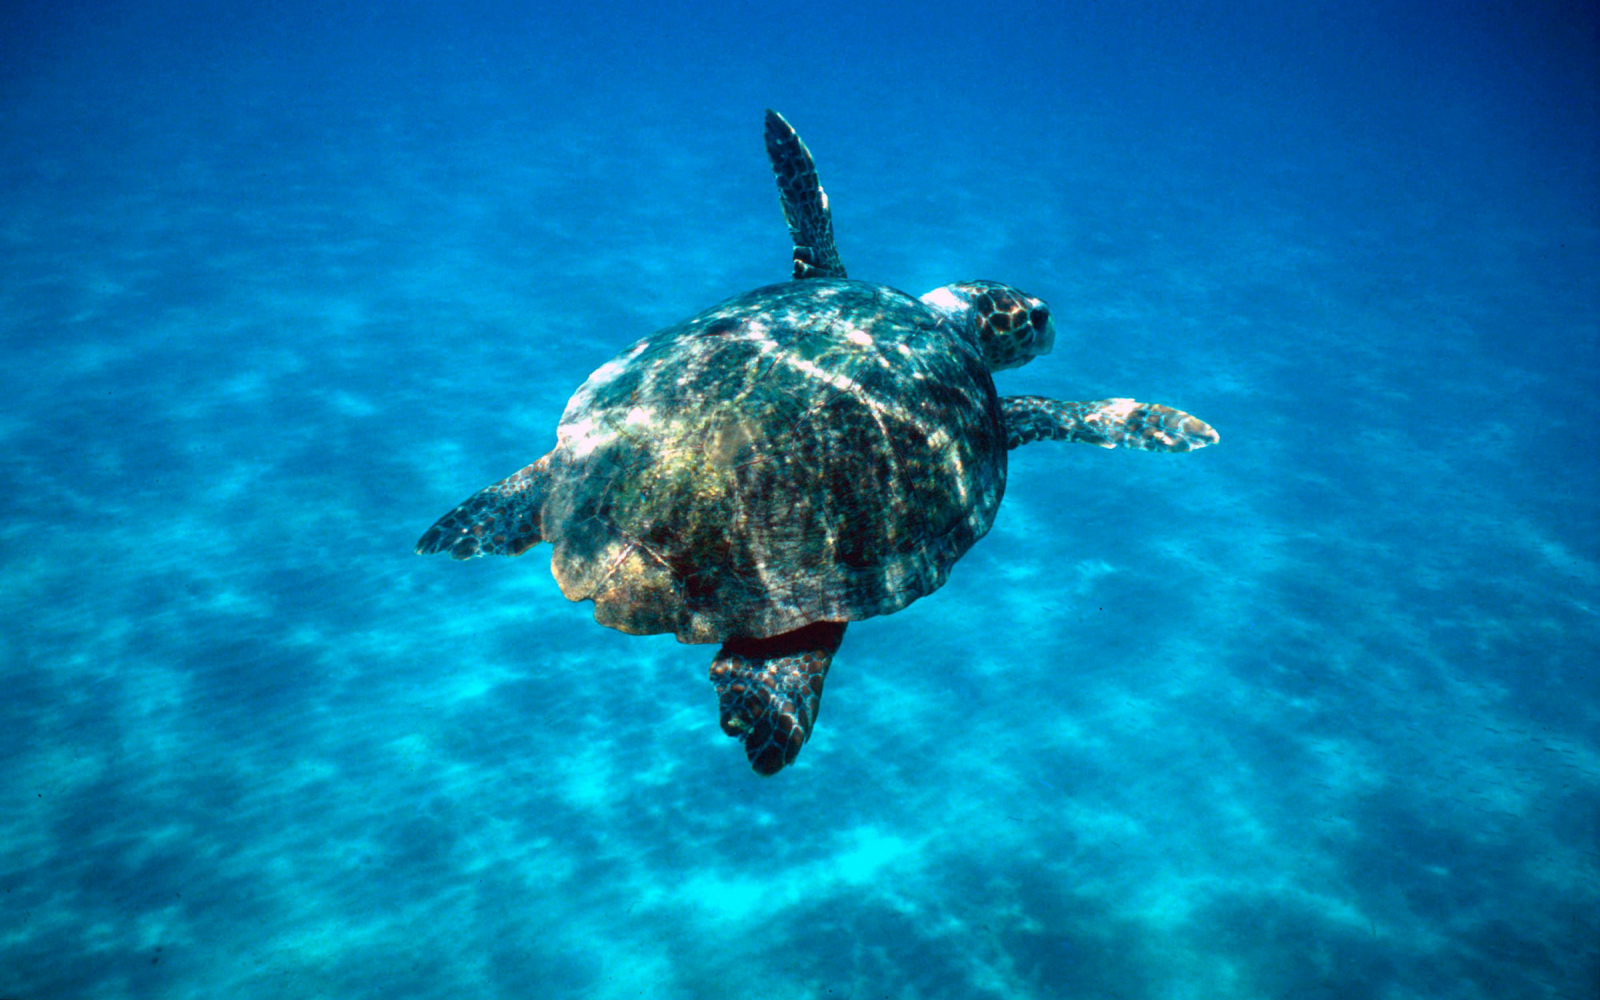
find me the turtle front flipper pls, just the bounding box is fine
[415,455,552,559]
[1001,396,1219,452]
[764,109,846,280]
[709,621,846,775]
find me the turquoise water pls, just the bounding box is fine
[3,2,1597,997]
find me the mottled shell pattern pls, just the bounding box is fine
[541,278,1009,645]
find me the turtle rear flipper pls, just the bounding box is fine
[710,621,846,775]
[1001,396,1219,452]
[415,456,552,559]
[764,109,846,280]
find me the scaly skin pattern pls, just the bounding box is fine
[415,456,552,558]
[709,620,846,774]
[938,280,1056,372]
[765,109,846,280]
[999,396,1220,451]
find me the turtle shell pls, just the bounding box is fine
[540,277,1007,644]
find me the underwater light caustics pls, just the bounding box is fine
[415,108,1218,774]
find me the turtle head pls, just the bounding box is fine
[920,281,1056,372]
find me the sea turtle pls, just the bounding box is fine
[416,110,1218,775]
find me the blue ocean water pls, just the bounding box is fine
[3,1,1597,996]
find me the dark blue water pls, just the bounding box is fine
[4,2,1597,997]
